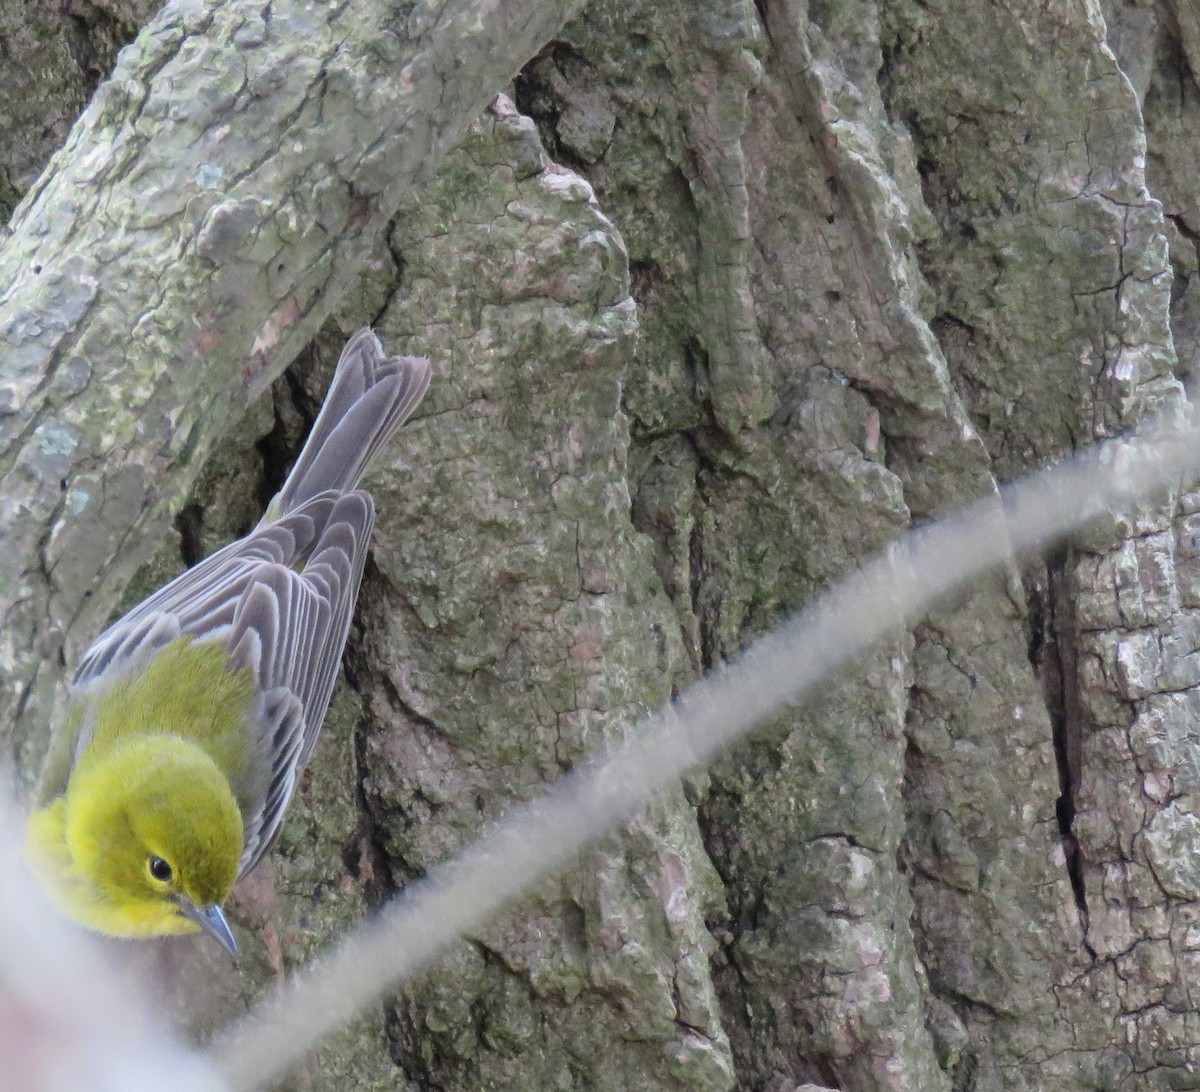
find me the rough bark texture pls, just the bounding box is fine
[0,0,585,781]
[10,0,1200,1089]
[0,1,161,223]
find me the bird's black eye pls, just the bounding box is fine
[148,856,173,883]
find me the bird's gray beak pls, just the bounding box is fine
[179,901,239,958]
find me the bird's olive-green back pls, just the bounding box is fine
[44,638,261,822]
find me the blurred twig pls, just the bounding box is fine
[0,797,224,1092]
[209,411,1200,1089]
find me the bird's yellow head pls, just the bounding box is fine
[25,734,244,955]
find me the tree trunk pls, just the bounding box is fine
[5,0,1200,1088]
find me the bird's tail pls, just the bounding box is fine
[270,329,431,518]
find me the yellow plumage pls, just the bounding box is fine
[25,330,431,954]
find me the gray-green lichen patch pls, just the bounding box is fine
[0,3,158,222]
[885,0,1179,480]
[520,0,774,437]
[519,0,1001,1086]
[885,0,1200,1085]
[342,100,734,1089]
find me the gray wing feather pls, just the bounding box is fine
[72,497,338,689]
[237,686,305,875]
[73,612,183,688]
[224,491,375,875]
[277,332,430,511]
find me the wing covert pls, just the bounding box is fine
[221,491,375,874]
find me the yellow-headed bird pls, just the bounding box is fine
[25,329,431,956]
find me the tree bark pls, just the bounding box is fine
[0,0,585,775]
[7,0,1200,1089]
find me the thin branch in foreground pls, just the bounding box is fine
[209,410,1200,1090]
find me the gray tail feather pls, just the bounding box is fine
[274,329,431,515]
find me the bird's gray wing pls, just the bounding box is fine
[71,494,341,689]
[222,490,376,876]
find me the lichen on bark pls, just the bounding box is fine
[352,101,733,1091]
[12,0,1200,1087]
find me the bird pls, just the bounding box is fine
[24,329,431,957]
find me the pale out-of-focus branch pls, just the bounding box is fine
[0,795,222,1091]
[209,411,1200,1090]
[0,0,584,773]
